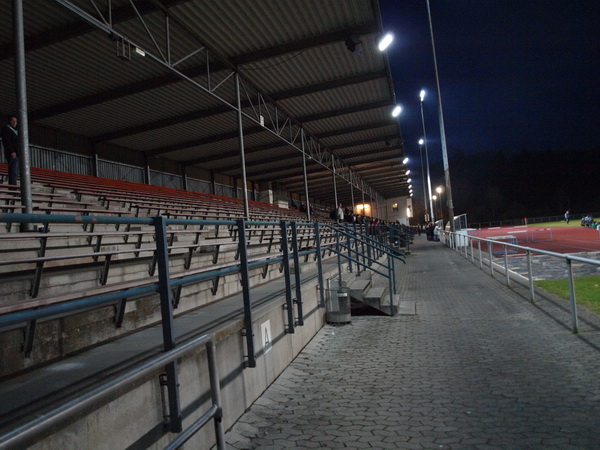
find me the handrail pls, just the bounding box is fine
[445,230,600,333]
[0,333,225,450]
[0,212,399,445]
[323,223,406,313]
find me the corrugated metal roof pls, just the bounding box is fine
[0,0,409,205]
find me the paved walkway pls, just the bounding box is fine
[225,236,600,449]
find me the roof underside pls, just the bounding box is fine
[0,0,410,205]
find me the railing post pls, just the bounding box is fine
[346,229,353,273]
[366,221,372,266]
[353,223,362,275]
[566,259,579,333]
[503,246,510,286]
[314,222,325,308]
[478,239,483,269]
[336,229,343,287]
[290,222,304,326]
[526,250,535,302]
[207,340,226,449]
[237,218,256,367]
[280,220,295,333]
[154,216,182,433]
[387,254,395,315]
[470,237,474,263]
[488,242,494,277]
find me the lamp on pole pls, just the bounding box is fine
[426,0,455,231]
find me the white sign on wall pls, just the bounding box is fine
[261,320,272,354]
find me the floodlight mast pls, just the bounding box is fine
[426,0,455,231]
[419,89,434,222]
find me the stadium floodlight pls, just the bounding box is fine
[426,0,455,229]
[378,33,394,51]
[407,178,412,183]
[420,89,426,102]
[406,170,411,175]
[402,157,409,165]
[392,105,402,117]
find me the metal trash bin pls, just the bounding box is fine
[326,289,351,324]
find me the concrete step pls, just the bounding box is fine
[398,295,417,316]
[347,278,371,301]
[364,286,385,302]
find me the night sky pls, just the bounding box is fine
[379,1,600,176]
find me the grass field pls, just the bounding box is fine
[535,276,600,315]
[534,217,600,227]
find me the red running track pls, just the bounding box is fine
[468,226,600,255]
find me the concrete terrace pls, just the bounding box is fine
[226,235,600,449]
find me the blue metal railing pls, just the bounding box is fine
[0,212,407,445]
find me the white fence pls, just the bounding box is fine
[445,231,600,333]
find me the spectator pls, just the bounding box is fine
[336,203,344,223]
[2,116,19,185]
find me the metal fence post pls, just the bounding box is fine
[237,218,256,367]
[290,222,304,326]
[527,250,535,302]
[503,246,510,286]
[314,222,325,308]
[280,220,295,333]
[488,242,494,277]
[566,259,579,333]
[154,216,182,432]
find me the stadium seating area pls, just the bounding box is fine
[0,164,339,378]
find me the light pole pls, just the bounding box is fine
[436,186,443,223]
[417,139,428,222]
[426,0,455,231]
[419,90,434,223]
[419,139,435,222]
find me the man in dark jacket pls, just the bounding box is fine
[2,116,19,185]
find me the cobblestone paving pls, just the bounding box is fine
[225,238,600,449]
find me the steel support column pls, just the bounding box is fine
[361,180,366,218]
[332,155,338,215]
[235,72,250,219]
[301,129,311,221]
[11,0,33,231]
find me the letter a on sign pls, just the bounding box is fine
[261,320,272,354]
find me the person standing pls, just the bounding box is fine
[2,116,19,185]
[336,203,344,223]
[564,210,570,224]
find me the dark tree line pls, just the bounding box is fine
[414,148,600,224]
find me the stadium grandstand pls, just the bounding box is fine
[0,1,412,448]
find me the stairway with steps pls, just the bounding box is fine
[334,255,416,317]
